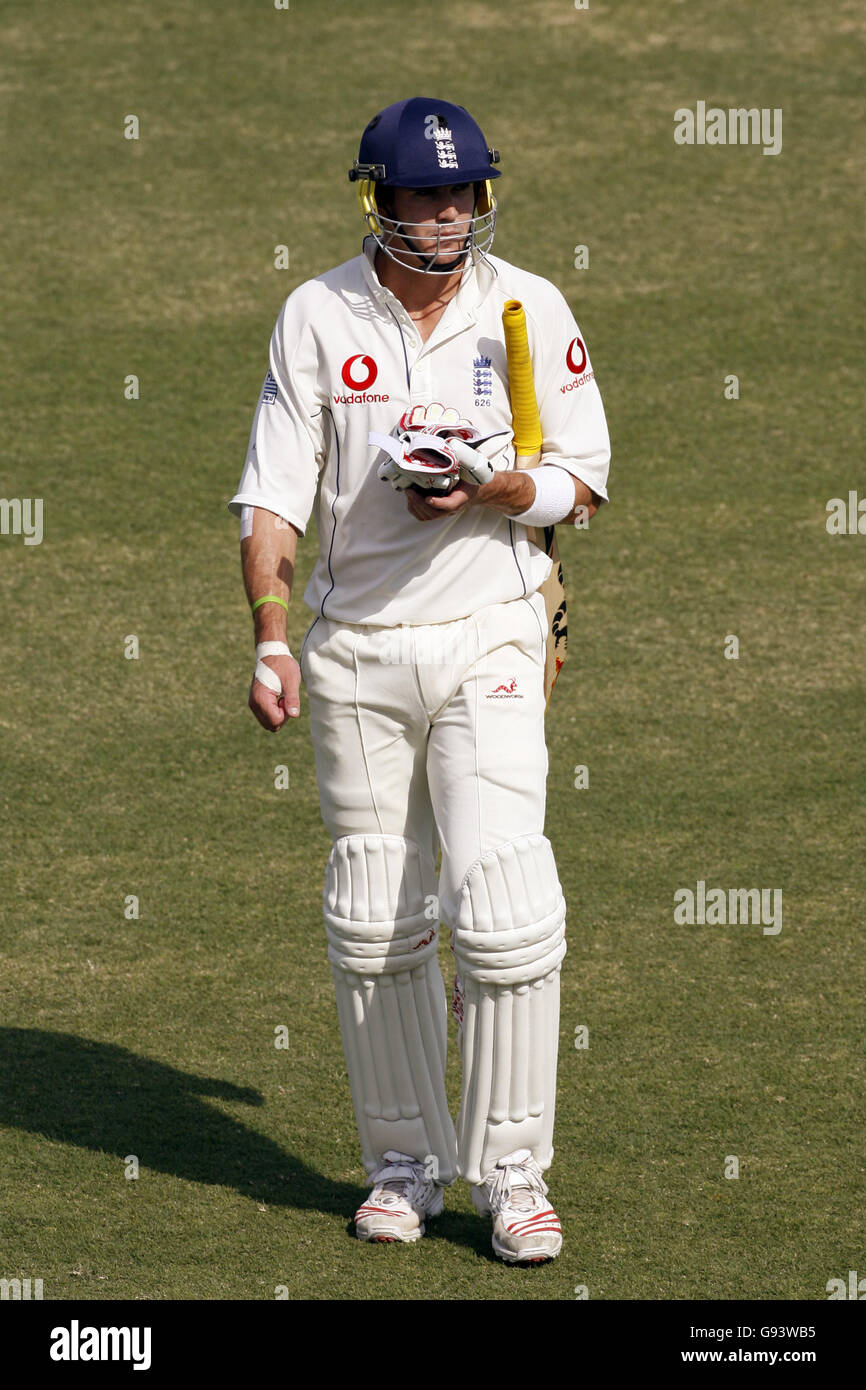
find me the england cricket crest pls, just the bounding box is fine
[472,354,493,405]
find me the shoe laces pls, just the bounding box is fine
[371,1151,432,1204]
[487,1152,549,1214]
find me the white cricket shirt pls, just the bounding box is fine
[228,240,610,627]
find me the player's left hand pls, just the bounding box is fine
[406,479,479,521]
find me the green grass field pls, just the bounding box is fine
[1,0,863,1300]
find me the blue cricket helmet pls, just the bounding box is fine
[350,96,501,188]
[348,97,502,273]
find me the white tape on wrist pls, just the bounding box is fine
[254,641,292,696]
[512,465,577,528]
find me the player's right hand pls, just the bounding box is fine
[248,655,302,732]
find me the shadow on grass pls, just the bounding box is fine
[0,1028,363,1216]
[420,1210,501,1262]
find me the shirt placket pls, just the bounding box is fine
[363,252,484,410]
[415,306,477,407]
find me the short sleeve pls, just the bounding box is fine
[227,294,326,536]
[527,286,611,504]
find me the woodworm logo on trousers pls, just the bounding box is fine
[485,677,523,699]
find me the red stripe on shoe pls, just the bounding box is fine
[355,1205,408,1219]
[506,1211,561,1234]
[507,1223,562,1238]
[506,1208,558,1227]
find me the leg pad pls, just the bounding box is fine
[451,835,566,1184]
[324,834,457,1182]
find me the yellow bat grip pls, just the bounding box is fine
[502,299,543,457]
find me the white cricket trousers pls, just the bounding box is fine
[300,589,564,1185]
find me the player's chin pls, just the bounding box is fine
[407,248,466,268]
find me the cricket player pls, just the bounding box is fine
[229,97,610,1264]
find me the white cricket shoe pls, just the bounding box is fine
[354,1150,444,1244]
[471,1148,563,1264]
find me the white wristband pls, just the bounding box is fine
[512,465,577,528]
[254,641,292,696]
[256,641,292,659]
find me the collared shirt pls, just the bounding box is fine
[228,240,610,626]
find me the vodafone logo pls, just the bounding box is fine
[341,354,378,390]
[566,336,587,375]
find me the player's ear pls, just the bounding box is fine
[376,188,395,219]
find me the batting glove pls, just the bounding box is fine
[370,402,510,493]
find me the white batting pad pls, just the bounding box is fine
[324,834,458,1183]
[451,834,567,1184]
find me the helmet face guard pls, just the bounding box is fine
[353,175,497,275]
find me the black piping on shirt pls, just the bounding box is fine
[320,406,341,619]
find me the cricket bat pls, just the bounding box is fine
[502,299,567,707]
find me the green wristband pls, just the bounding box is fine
[251,594,289,614]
